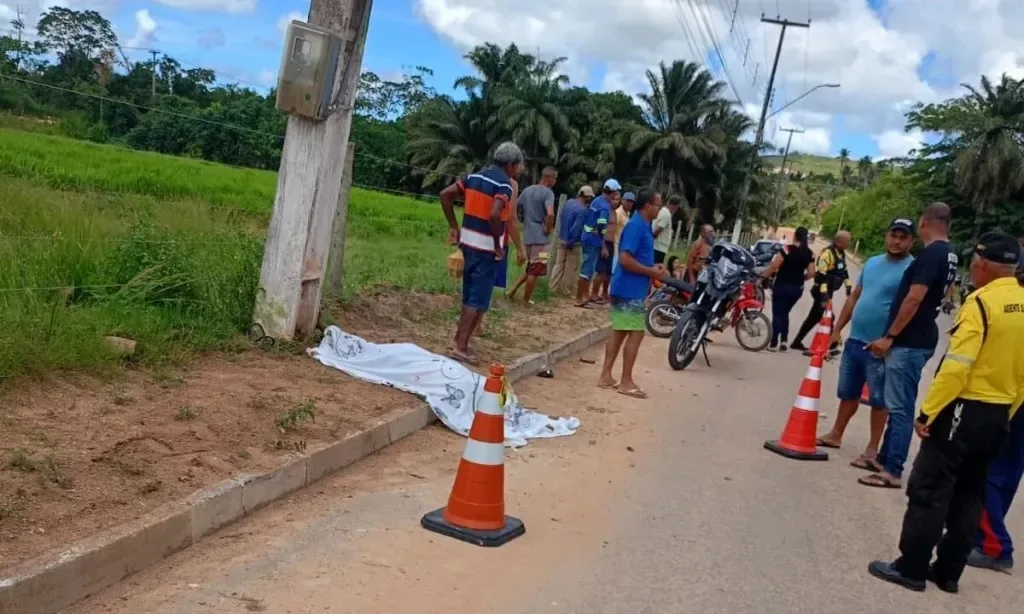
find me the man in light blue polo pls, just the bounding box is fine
[816,218,915,466]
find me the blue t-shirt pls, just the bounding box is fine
[849,254,913,343]
[610,214,655,300]
[558,199,588,248]
[582,196,611,248]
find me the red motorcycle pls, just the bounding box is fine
[668,243,772,371]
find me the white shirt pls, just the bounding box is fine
[652,207,673,253]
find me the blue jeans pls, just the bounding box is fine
[460,246,498,312]
[837,338,886,406]
[876,346,934,478]
[770,283,803,346]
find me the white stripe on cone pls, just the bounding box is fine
[476,389,503,416]
[806,366,822,380]
[793,395,819,412]
[462,438,505,465]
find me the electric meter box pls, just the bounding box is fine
[275,20,342,121]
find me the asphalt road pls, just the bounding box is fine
[68,289,1022,614]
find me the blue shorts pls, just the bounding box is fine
[596,241,614,275]
[837,338,886,406]
[461,246,498,312]
[580,243,601,280]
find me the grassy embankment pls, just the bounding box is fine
[0,128,534,378]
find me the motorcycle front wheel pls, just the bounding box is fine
[735,310,772,352]
[645,299,680,338]
[668,310,705,371]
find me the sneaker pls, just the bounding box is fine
[966,548,1014,573]
[867,560,926,592]
[927,565,959,594]
[779,343,788,352]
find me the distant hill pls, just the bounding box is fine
[762,153,845,178]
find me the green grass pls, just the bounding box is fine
[0,127,537,378]
[763,153,845,177]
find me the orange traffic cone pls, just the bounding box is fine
[421,363,525,547]
[764,351,829,461]
[805,303,834,357]
[859,383,871,406]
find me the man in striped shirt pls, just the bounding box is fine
[440,142,525,364]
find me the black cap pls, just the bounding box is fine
[889,217,915,235]
[973,230,1021,265]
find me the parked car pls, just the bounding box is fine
[749,239,783,267]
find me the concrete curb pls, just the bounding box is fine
[0,324,611,614]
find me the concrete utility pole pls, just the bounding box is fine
[253,0,373,341]
[772,127,804,226]
[150,49,159,96]
[730,14,810,244]
[328,141,356,296]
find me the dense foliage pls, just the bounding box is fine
[0,7,774,227]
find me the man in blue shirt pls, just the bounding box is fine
[550,185,593,295]
[578,178,620,306]
[816,219,915,464]
[597,188,667,399]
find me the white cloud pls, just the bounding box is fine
[874,129,926,160]
[278,11,306,38]
[413,0,1024,155]
[126,9,157,49]
[153,0,256,13]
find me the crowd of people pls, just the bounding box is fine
[439,142,1024,595]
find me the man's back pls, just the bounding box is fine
[559,199,587,246]
[583,196,611,247]
[519,184,555,246]
[888,240,958,350]
[962,279,1024,414]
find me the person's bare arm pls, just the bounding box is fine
[866,284,928,356]
[804,259,815,281]
[544,193,556,235]
[832,283,862,339]
[439,182,463,243]
[761,252,784,277]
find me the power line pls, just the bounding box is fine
[690,0,744,104]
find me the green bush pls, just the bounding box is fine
[820,175,923,255]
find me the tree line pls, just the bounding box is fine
[0,7,779,228]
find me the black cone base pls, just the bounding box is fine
[764,440,829,461]
[421,508,525,547]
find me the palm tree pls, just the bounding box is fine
[952,74,1024,241]
[405,94,493,188]
[857,155,875,185]
[627,60,730,206]
[837,148,850,184]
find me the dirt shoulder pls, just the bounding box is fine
[0,290,604,571]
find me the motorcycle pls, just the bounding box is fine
[667,242,772,371]
[645,277,695,338]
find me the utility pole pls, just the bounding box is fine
[149,49,159,96]
[730,13,810,244]
[253,0,373,341]
[772,127,804,227]
[14,7,25,71]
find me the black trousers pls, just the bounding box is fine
[893,399,1010,582]
[792,288,832,345]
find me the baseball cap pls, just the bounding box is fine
[577,185,595,197]
[622,191,635,201]
[973,230,1021,265]
[603,178,622,192]
[889,217,915,235]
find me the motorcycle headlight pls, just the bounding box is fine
[697,268,710,284]
[717,259,739,277]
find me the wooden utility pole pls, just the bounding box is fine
[253,0,373,341]
[328,141,356,296]
[772,127,804,226]
[730,14,810,244]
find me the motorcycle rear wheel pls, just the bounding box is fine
[735,310,771,352]
[668,310,704,371]
[645,299,680,338]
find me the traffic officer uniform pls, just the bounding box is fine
[968,241,1024,572]
[868,231,1024,592]
[791,243,852,350]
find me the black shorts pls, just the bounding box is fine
[654,250,667,264]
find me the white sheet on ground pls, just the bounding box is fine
[307,326,579,447]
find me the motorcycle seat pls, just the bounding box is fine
[663,278,695,294]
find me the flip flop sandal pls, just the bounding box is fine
[598,381,619,390]
[537,368,554,378]
[449,351,479,367]
[815,438,841,449]
[858,473,902,489]
[850,458,883,472]
[618,387,648,399]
